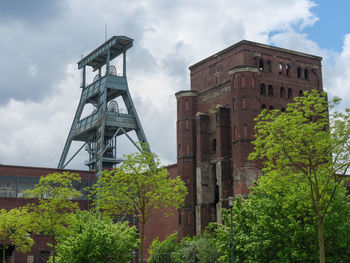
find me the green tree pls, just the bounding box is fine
[211,173,350,263]
[249,90,350,263]
[0,207,34,263]
[148,232,180,263]
[24,172,82,263]
[91,144,188,263]
[52,211,139,263]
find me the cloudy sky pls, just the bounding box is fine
[0,0,349,170]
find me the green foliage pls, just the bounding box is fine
[148,231,218,263]
[90,144,188,262]
[51,211,139,263]
[24,172,82,261]
[210,173,350,263]
[0,207,34,263]
[249,90,350,262]
[148,232,180,263]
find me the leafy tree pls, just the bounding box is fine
[51,211,139,263]
[90,144,188,263]
[148,232,180,263]
[24,172,82,263]
[0,207,34,263]
[211,173,350,263]
[249,90,350,263]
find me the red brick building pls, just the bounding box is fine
[176,40,323,237]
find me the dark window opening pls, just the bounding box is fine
[286,64,290,76]
[299,90,303,97]
[297,67,302,79]
[268,85,273,96]
[260,83,266,95]
[304,68,309,80]
[288,88,293,98]
[212,138,217,152]
[280,87,285,98]
[261,104,267,109]
[259,59,264,71]
[278,63,283,74]
[267,60,272,72]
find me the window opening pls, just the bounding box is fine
[259,59,264,71]
[260,83,266,95]
[268,85,273,96]
[299,90,303,97]
[286,64,290,76]
[261,104,267,109]
[304,68,309,80]
[297,67,302,79]
[212,138,217,152]
[278,63,283,74]
[280,87,285,98]
[288,88,292,98]
[267,60,272,72]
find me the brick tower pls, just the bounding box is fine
[176,40,323,236]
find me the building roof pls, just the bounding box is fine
[189,40,322,70]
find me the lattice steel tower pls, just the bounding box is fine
[58,36,148,178]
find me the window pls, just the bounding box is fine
[280,87,285,98]
[231,76,235,88]
[278,63,283,74]
[304,68,309,80]
[299,90,303,97]
[261,104,267,109]
[185,100,189,111]
[268,85,273,96]
[260,84,266,95]
[267,60,272,72]
[259,59,264,71]
[297,67,302,79]
[286,64,290,76]
[288,88,293,98]
[212,138,217,151]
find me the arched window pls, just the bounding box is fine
[267,60,272,72]
[278,63,283,74]
[297,67,302,79]
[286,64,290,76]
[268,85,273,96]
[260,83,266,95]
[261,104,267,109]
[259,59,264,71]
[280,87,285,98]
[299,90,303,97]
[288,88,293,98]
[304,68,309,80]
[212,138,217,151]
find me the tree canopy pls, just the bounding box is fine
[51,211,139,263]
[90,144,188,263]
[0,207,34,263]
[249,90,350,262]
[24,172,82,262]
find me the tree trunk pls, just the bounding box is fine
[3,245,6,263]
[139,222,145,263]
[317,216,325,263]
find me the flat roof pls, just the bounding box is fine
[78,36,133,70]
[189,40,322,70]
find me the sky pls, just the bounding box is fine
[0,0,349,170]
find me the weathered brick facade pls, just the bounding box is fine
[176,40,323,236]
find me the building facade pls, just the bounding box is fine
[176,40,323,237]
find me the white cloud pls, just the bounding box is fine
[2,0,349,170]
